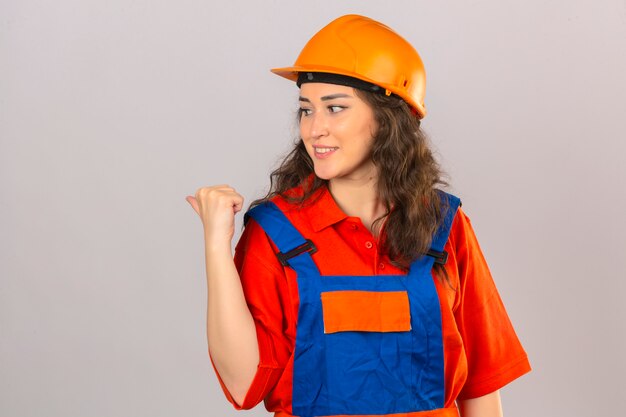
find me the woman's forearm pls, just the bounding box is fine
[458,390,503,417]
[205,242,259,406]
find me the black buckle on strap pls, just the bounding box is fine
[276,240,318,267]
[426,249,448,266]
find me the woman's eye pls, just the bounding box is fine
[299,108,312,117]
[328,105,345,113]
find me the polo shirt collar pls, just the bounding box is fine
[304,185,348,232]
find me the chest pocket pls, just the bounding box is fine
[321,290,411,333]
[319,285,418,414]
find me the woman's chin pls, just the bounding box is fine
[313,169,336,181]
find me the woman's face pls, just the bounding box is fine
[298,83,378,182]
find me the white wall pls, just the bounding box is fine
[2,1,625,416]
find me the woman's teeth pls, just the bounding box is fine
[316,147,338,154]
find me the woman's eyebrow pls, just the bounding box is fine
[298,93,354,102]
[321,93,353,101]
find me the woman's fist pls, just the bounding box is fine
[186,185,244,249]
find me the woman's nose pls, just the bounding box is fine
[308,112,329,139]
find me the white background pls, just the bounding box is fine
[2,1,625,416]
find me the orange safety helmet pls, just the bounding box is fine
[271,14,428,118]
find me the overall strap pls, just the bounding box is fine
[427,192,462,265]
[244,202,319,270]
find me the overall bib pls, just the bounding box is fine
[246,193,461,417]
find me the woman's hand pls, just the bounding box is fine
[186,185,244,250]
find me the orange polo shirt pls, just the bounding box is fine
[211,186,531,415]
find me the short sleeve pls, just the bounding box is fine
[451,209,531,400]
[209,218,293,409]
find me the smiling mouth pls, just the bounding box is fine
[314,146,339,154]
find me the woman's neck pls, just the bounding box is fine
[328,174,387,236]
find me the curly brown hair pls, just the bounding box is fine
[251,89,449,271]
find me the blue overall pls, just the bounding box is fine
[246,192,461,417]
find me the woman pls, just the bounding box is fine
[187,15,530,417]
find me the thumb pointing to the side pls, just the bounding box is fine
[186,196,200,216]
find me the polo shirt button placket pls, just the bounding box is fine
[365,241,373,249]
